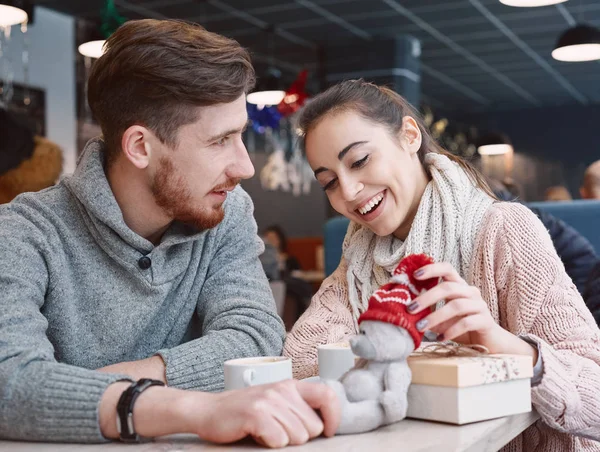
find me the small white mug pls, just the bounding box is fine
[318,342,357,381]
[224,356,292,390]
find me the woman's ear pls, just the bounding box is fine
[399,116,422,156]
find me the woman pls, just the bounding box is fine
[263,224,301,278]
[263,225,313,327]
[283,80,600,451]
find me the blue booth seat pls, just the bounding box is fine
[527,200,600,255]
[324,200,600,277]
[324,216,350,277]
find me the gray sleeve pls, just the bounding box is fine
[0,208,132,443]
[519,334,544,386]
[157,189,286,391]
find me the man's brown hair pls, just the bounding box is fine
[87,19,255,166]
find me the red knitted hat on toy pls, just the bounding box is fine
[357,254,439,349]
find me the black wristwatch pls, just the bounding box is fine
[116,378,166,442]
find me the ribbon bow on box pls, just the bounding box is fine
[410,342,527,385]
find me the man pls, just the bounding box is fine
[0,19,339,447]
[581,160,600,200]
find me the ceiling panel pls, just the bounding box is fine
[38,0,600,112]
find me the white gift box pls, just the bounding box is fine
[406,348,533,425]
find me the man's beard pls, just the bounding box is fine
[151,156,229,230]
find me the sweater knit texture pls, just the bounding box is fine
[284,203,600,452]
[0,138,285,443]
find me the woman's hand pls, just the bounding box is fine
[408,262,534,359]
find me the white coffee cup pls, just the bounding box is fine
[224,356,292,390]
[318,343,357,381]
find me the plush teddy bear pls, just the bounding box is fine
[324,254,439,435]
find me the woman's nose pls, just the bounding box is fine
[339,177,364,201]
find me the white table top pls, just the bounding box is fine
[0,411,540,452]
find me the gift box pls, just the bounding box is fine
[406,346,533,425]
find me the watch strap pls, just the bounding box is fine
[116,378,165,442]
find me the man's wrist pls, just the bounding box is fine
[100,381,193,440]
[99,381,133,439]
[117,379,166,442]
[174,390,218,436]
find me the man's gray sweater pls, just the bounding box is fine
[0,138,285,442]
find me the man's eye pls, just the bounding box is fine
[215,136,230,146]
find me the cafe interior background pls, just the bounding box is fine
[1,0,599,325]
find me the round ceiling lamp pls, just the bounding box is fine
[0,1,29,27]
[552,24,600,62]
[477,133,514,156]
[246,67,285,106]
[78,39,107,59]
[247,90,286,106]
[499,0,567,6]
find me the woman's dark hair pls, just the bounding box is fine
[264,225,288,252]
[297,79,496,199]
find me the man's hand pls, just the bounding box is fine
[100,379,340,448]
[183,379,341,448]
[98,355,167,383]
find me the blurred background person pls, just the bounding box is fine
[584,261,600,327]
[263,224,301,278]
[581,160,600,200]
[263,225,313,329]
[545,185,572,202]
[489,178,597,294]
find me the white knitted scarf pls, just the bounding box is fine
[342,152,494,322]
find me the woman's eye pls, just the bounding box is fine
[322,178,338,191]
[351,155,369,169]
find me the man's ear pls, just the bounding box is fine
[398,116,422,156]
[120,125,154,169]
[580,186,588,199]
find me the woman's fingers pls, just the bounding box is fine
[441,314,489,342]
[414,262,466,284]
[416,298,482,332]
[408,281,475,313]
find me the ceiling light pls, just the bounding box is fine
[552,24,600,62]
[246,67,285,106]
[78,39,107,59]
[477,133,513,156]
[247,90,286,106]
[477,144,513,155]
[0,2,28,27]
[499,0,567,6]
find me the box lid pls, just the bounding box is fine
[407,347,533,388]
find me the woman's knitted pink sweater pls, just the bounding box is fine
[284,202,600,451]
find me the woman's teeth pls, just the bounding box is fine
[358,193,384,215]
